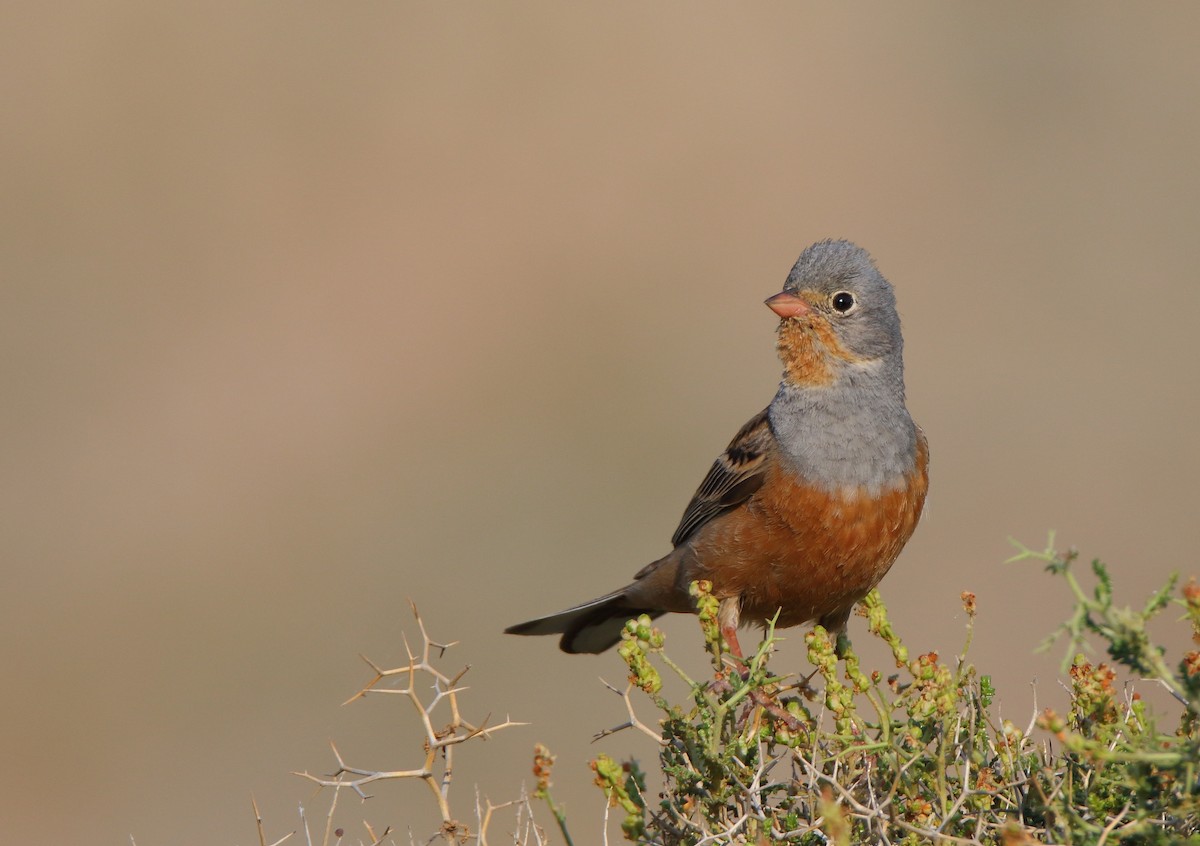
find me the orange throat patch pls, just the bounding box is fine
[776,318,834,386]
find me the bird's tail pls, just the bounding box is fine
[504,587,664,654]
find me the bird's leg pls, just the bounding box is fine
[713,599,803,731]
[717,597,746,662]
[834,629,852,659]
[706,597,747,698]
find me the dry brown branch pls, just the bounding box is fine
[475,786,547,846]
[592,679,666,745]
[253,794,295,846]
[285,602,528,844]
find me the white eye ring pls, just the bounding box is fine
[831,291,857,314]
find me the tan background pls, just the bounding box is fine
[4,4,1199,842]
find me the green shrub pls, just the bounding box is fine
[582,538,1200,844]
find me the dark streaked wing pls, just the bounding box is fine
[668,408,773,547]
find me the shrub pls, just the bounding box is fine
[587,538,1200,844]
[267,539,1200,845]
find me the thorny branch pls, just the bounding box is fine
[291,602,526,843]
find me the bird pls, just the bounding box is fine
[505,239,928,657]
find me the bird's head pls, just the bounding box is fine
[765,240,904,388]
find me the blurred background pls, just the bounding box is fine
[4,3,1200,842]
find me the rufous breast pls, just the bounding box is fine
[689,431,929,629]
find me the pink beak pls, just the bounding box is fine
[765,291,810,319]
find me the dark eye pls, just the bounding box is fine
[831,291,856,313]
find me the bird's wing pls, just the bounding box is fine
[667,407,774,548]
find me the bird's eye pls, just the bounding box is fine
[831,291,856,313]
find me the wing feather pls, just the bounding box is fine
[668,408,774,547]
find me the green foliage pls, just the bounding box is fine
[580,542,1200,845]
[1007,534,1195,709]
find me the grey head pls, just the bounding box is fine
[781,239,904,367]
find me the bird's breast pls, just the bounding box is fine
[687,431,929,627]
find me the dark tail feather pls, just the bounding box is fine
[504,587,663,654]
